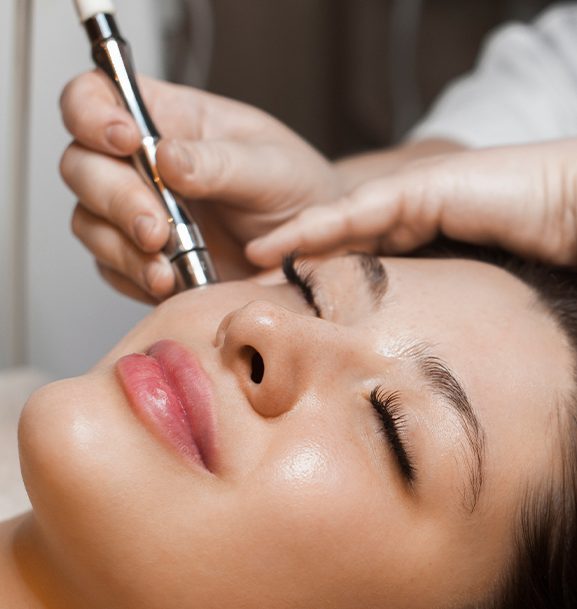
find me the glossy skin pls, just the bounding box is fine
[15,256,571,609]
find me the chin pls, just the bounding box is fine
[15,368,222,591]
[17,371,150,543]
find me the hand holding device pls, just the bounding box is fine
[61,70,341,302]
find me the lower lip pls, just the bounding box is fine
[115,340,215,470]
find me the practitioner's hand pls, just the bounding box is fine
[247,140,577,268]
[60,71,341,303]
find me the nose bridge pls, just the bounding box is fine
[219,300,337,418]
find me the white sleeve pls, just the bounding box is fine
[408,3,577,147]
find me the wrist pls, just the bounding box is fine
[334,138,467,191]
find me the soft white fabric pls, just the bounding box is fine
[73,0,116,22]
[409,3,577,147]
[0,368,51,520]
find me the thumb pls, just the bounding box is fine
[157,138,289,208]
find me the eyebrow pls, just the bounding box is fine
[348,252,389,307]
[348,253,486,512]
[408,346,486,513]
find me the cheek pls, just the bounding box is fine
[225,436,410,600]
[19,375,143,536]
[256,439,348,527]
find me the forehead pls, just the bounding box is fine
[320,255,566,364]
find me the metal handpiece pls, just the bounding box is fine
[85,14,218,290]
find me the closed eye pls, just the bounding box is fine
[370,387,417,486]
[282,253,322,318]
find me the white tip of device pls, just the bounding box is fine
[73,0,116,22]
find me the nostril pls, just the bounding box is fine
[250,349,265,384]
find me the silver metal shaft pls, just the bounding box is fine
[84,13,218,290]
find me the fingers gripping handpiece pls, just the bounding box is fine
[77,6,218,290]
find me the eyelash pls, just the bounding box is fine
[282,254,322,318]
[283,255,416,485]
[370,387,417,485]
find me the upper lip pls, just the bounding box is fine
[116,338,218,472]
[147,340,218,471]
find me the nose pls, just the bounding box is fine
[217,300,326,418]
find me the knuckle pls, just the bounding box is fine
[60,94,85,136]
[201,143,234,190]
[59,143,78,184]
[332,197,354,235]
[108,181,137,220]
[334,193,354,212]
[291,210,316,240]
[59,78,75,113]
[291,209,324,246]
[298,206,324,225]
[67,106,91,140]
[60,71,99,134]
[96,261,107,278]
[96,262,117,285]
[112,244,133,275]
[70,205,84,239]
[99,229,133,275]
[112,237,147,284]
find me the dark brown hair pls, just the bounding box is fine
[412,241,577,609]
[488,254,577,609]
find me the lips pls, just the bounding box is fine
[115,339,216,471]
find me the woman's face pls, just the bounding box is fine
[19,255,571,609]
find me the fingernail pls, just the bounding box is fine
[106,123,133,152]
[134,215,157,248]
[145,259,173,294]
